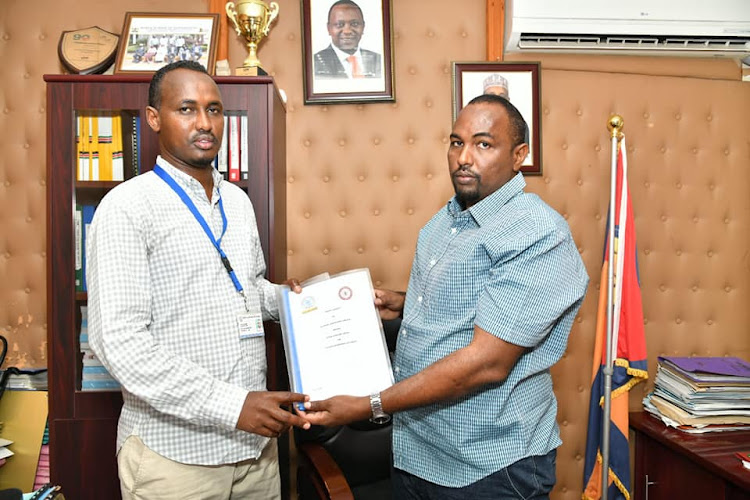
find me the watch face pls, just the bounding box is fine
[370,414,391,425]
[369,393,390,424]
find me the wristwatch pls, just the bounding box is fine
[369,392,391,424]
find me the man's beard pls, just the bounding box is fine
[452,170,481,208]
[192,156,216,168]
[455,188,480,209]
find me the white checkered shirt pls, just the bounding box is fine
[87,156,279,465]
[393,173,589,486]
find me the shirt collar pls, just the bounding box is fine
[330,43,362,65]
[155,155,223,202]
[447,172,526,226]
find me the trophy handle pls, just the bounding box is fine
[265,2,280,35]
[225,2,242,37]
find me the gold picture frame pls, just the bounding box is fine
[114,12,220,75]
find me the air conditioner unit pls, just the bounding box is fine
[504,0,750,57]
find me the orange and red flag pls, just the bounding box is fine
[583,138,648,500]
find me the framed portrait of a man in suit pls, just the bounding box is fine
[302,0,395,104]
[452,62,542,175]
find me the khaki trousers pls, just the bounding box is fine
[118,436,281,500]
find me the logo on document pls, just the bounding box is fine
[301,295,317,314]
[338,286,353,300]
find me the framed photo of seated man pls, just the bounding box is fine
[452,62,542,175]
[302,0,395,104]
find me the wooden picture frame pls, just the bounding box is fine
[452,62,542,175]
[114,12,220,75]
[302,0,395,105]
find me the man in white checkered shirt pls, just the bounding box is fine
[87,60,311,499]
[302,94,589,499]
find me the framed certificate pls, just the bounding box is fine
[278,268,394,403]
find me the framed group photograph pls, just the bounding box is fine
[301,0,395,105]
[114,12,220,75]
[452,62,542,175]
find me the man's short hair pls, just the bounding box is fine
[327,0,364,24]
[466,93,528,149]
[148,60,208,109]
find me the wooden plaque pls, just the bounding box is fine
[58,26,119,75]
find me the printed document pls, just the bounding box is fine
[277,268,394,401]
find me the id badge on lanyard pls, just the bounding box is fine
[237,312,265,339]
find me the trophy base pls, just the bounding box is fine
[235,66,268,76]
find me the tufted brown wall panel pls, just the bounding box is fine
[251,0,487,291]
[2,0,750,498]
[504,53,750,499]
[0,0,211,364]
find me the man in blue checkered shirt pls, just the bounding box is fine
[303,94,589,499]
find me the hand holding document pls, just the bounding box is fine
[277,269,394,403]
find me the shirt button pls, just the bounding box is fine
[451,227,457,234]
[394,366,400,373]
[429,259,436,266]
[417,296,423,302]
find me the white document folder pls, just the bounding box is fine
[277,268,394,404]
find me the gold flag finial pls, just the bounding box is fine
[607,114,624,140]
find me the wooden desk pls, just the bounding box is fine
[630,411,750,500]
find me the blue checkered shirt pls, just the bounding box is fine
[392,173,589,487]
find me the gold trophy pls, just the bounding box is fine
[226,0,279,76]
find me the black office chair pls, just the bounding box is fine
[295,418,392,500]
[294,319,400,500]
[0,489,21,500]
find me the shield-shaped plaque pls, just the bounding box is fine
[58,26,119,75]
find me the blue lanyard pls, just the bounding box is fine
[153,165,246,303]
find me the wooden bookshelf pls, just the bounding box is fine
[45,74,288,500]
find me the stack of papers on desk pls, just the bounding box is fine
[0,369,47,391]
[643,356,750,433]
[0,437,14,460]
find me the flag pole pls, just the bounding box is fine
[601,114,624,500]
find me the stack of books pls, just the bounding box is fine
[74,204,96,292]
[214,112,249,182]
[75,111,140,181]
[79,305,121,392]
[0,368,47,391]
[33,423,51,490]
[643,356,750,433]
